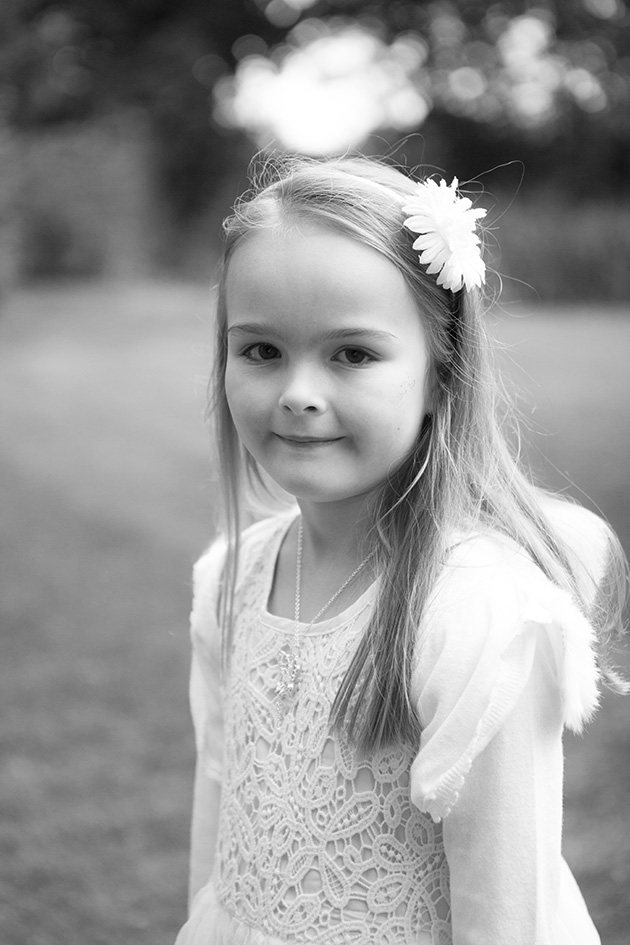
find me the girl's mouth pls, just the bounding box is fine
[275,434,341,445]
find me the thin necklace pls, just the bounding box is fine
[276,518,373,703]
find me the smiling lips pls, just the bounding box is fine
[275,433,342,445]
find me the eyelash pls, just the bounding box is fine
[240,344,376,366]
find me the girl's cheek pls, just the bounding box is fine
[396,378,418,401]
[227,383,262,425]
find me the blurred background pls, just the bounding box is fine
[0,1,629,943]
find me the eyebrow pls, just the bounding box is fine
[227,323,397,343]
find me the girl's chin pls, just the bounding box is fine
[275,481,383,509]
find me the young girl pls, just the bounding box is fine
[175,156,627,945]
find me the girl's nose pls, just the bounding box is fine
[278,369,326,414]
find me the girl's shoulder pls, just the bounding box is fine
[191,511,296,603]
[426,528,570,643]
[440,499,612,610]
[538,496,614,598]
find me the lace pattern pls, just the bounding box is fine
[213,518,451,944]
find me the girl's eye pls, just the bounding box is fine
[243,343,280,362]
[337,347,373,365]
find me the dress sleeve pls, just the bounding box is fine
[187,538,227,908]
[189,539,227,780]
[409,536,601,943]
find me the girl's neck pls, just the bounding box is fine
[297,496,372,567]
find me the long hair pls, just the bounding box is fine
[211,154,628,753]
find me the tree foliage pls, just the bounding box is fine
[2,0,629,222]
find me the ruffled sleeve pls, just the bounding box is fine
[189,538,227,781]
[187,537,227,908]
[410,533,600,823]
[409,532,604,943]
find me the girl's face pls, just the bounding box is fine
[224,222,432,512]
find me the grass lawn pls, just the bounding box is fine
[1,282,628,944]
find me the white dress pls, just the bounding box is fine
[176,507,609,945]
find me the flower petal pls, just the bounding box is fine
[402,177,487,293]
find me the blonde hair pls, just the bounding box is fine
[211,154,628,753]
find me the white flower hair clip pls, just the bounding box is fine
[402,177,487,293]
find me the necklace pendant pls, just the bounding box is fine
[276,648,301,702]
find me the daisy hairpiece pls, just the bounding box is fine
[402,177,486,293]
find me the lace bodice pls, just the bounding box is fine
[213,516,450,943]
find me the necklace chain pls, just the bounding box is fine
[276,518,373,703]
